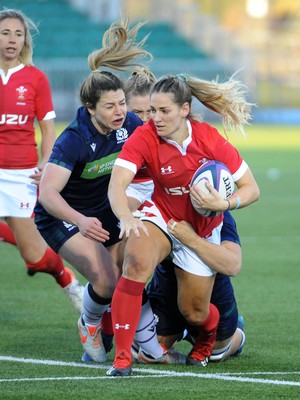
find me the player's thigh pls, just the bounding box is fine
[175,267,215,318]
[7,216,47,261]
[107,240,126,274]
[59,232,119,291]
[123,222,171,281]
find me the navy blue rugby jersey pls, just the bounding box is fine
[220,211,241,246]
[35,107,142,217]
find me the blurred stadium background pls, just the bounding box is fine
[2,0,300,124]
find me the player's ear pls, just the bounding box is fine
[87,107,95,116]
[181,102,190,117]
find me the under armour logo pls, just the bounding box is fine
[115,323,130,330]
[20,202,30,209]
[161,166,174,175]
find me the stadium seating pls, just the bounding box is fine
[2,0,209,59]
[2,0,229,119]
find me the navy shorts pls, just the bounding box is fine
[35,208,121,252]
[147,259,238,341]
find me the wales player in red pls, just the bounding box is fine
[107,72,260,376]
[0,9,84,312]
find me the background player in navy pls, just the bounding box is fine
[0,9,84,312]
[139,211,245,363]
[34,18,151,363]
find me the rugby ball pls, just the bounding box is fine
[190,161,235,217]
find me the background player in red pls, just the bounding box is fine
[107,72,260,376]
[0,219,16,244]
[0,8,84,312]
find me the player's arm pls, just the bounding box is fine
[167,219,241,276]
[191,166,260,213]
[229,167,260,210]
[38,118,57,168]
[30,119,56,185]
[39,163,109,243]
[108,164,149,238]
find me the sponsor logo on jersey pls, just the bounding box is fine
[16,85,28,102]
[87,164,100,173]
[161,166,174,175]
[116,128,128,144]
[164,186,190,195]
[81,151,120,179]
[0,114,29,125]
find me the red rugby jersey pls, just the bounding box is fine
[115,119,247,238]
[0,64,55,168]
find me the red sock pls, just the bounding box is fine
[0,221,17,245]
[111,276,145,362]
[101,307,114,335]
[25,247,73,288]
[198,303,220,333]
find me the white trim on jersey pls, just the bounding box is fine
[232,160,249,182]
[42,110,56,120]
[115,158,137,174]
[0,64,24,85]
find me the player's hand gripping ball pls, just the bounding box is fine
[190,160,235,217]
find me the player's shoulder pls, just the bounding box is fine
[24,65,48,79]
[190,120,218,136]
[20,65,51,89]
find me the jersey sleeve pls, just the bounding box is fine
[200,123,247,181]
[49,129,84,171]
[34,68,56,121]
[115,126,151,174]
[221,211,241,245]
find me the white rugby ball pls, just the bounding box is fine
[190,160,235,217]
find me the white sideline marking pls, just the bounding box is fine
[0,356,299,387]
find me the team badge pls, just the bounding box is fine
[116,128,128,143]
[16,86,28,102]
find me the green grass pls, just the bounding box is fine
[1,124,300,399]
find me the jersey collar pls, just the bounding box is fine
[0,63,25,85]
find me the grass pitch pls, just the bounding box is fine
[0,124,299,399]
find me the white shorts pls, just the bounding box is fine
[126,180,154,205]
[139,200,222,277]
[0,168,38,218]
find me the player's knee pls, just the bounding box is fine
[123,253,153,281]
[180,307,209,326]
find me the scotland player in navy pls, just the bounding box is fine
[142,210,245,363]
[34,18,151,363]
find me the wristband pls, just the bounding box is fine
[232,194,241,209]
[226,199,231,211]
